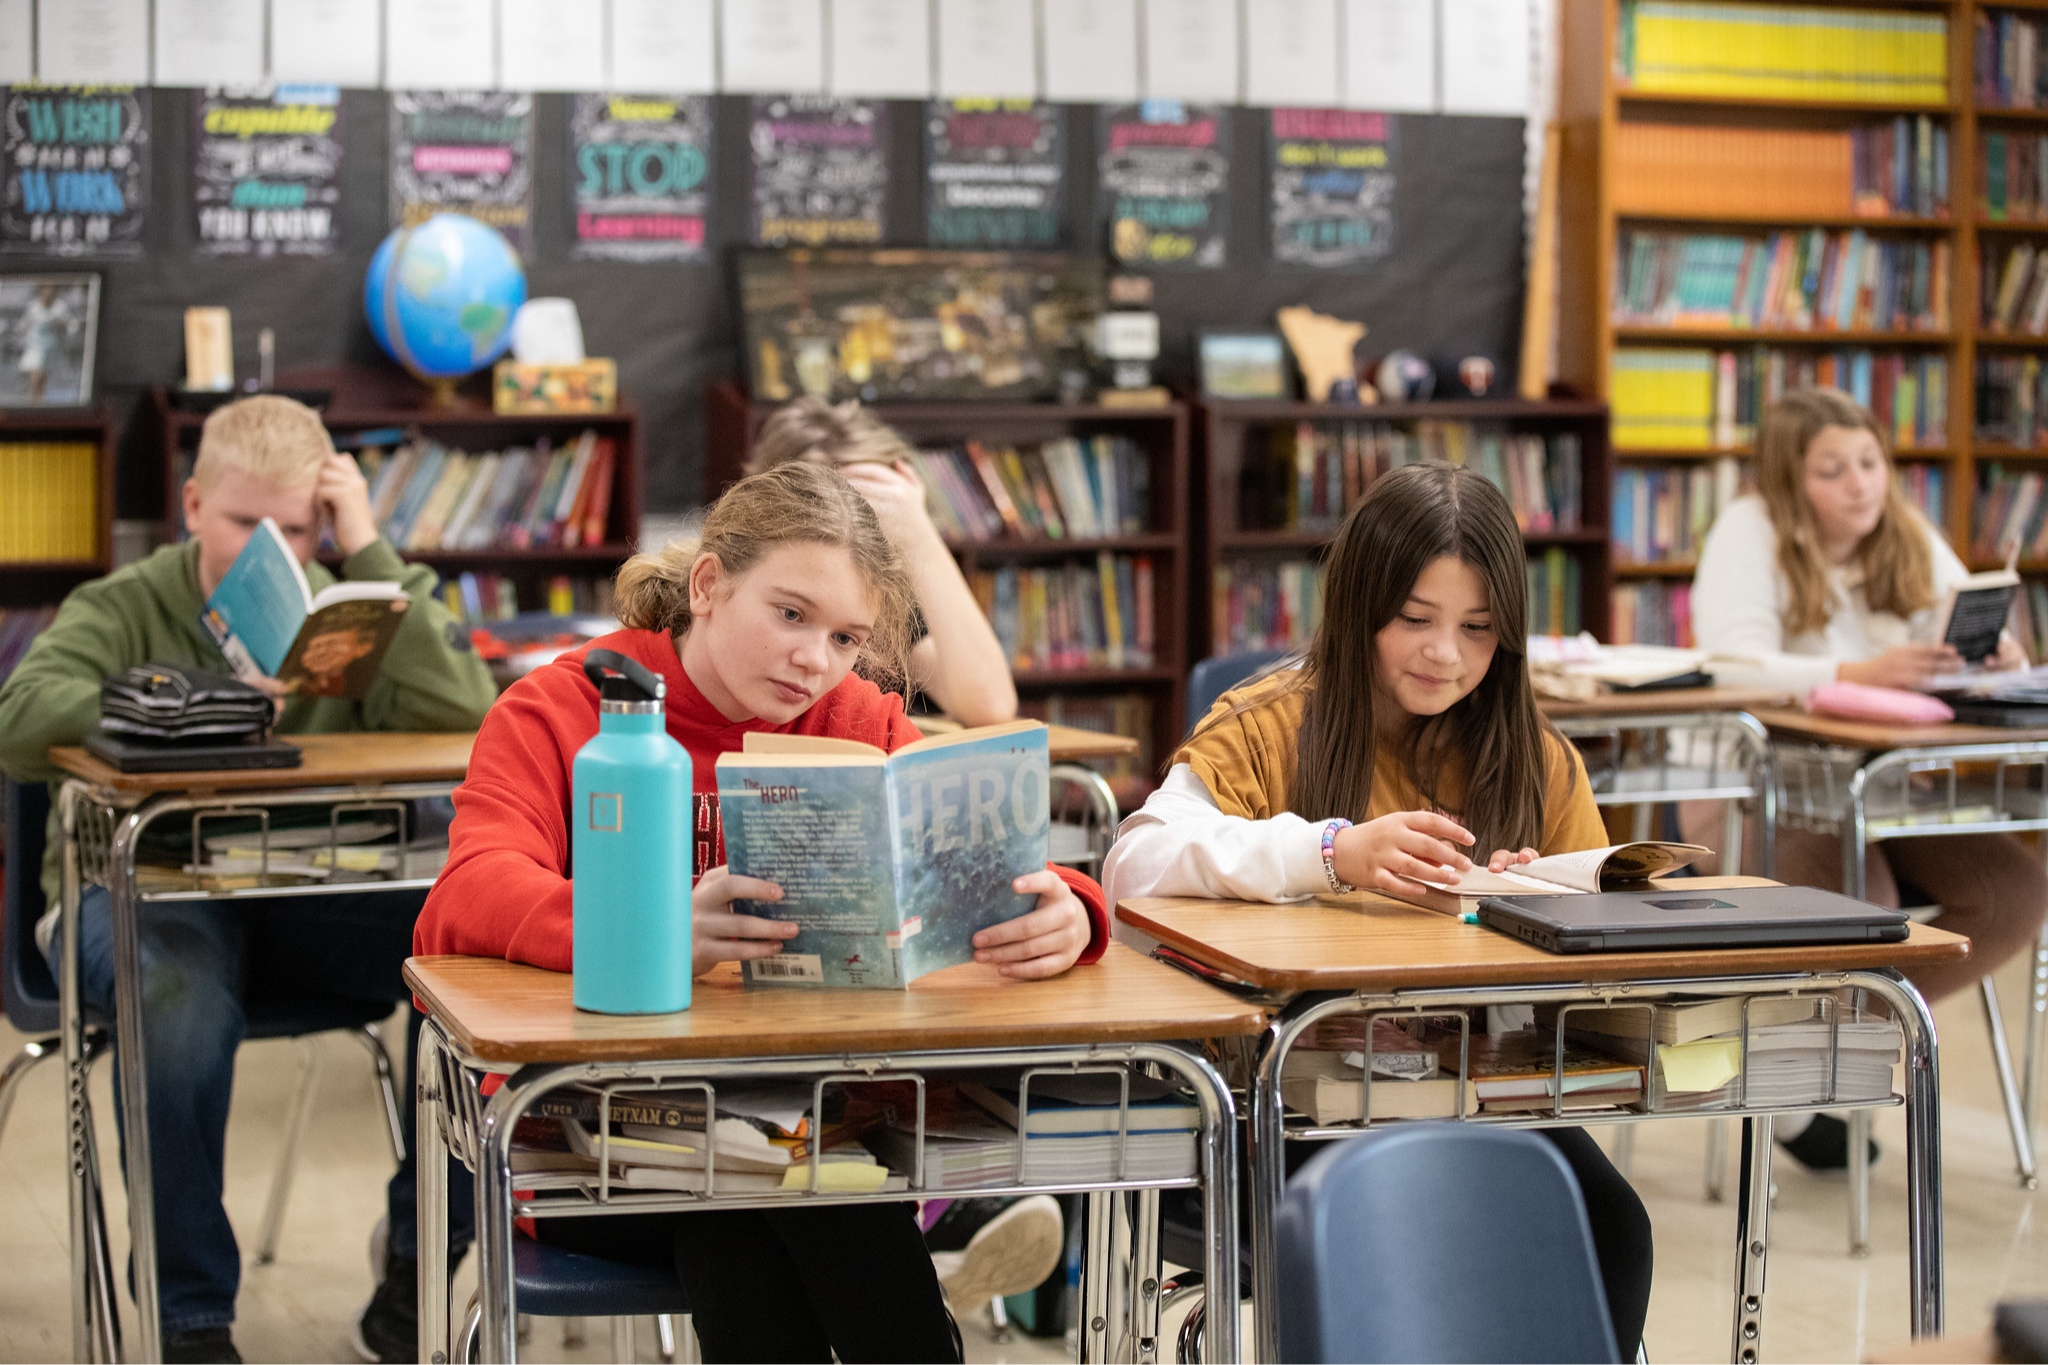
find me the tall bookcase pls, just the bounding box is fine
[1558,0,1995,642]
[704,379,1190,791]
[0,407,115,609]
[149,364,642,615]
[1193,398,1615,656]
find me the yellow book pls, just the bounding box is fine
[1097,551,1124,670]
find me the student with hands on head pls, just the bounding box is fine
[746,397,1019,728]
[417,460,1107,1362]
[1103,462,1654,1356]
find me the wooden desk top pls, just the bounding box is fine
[1751,706,2048,749]
[1539,685,1792,720]
[1117,877,1970,993]
[1046,724,1142,762]
[405,942,1267,1065]
[49,731,475,796]
[1867,1334,1990,1365]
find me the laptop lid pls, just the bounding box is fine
[1478,885,1909,954]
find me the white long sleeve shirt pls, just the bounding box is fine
[1691,495,1971,699]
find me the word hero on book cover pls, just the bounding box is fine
[715,720,1051,989]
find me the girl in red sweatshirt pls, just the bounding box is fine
[416,461,1108,1362]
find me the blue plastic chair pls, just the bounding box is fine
[0,775,410,1348]
[1276,1125,1621,1364]
[1185,649,1293,733]
[456,1234,694,1363]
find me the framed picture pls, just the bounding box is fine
[1199,330,1288,400]
[737,248,1102,403]
[0,273,99,407]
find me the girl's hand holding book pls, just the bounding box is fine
[1332,812,1477,893]
[690,864,800,978]
[971,870,1090,980]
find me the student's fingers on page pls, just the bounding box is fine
[1373,854,1462,891]
[1487,846,1539,872]
[1396,810,1476,847]
[1395,827,1471,872]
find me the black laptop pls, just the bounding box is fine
[1478,885,1910,954]
[84,730,302,774]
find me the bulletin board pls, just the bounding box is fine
[61,92,1527,518]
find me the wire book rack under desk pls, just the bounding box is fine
[1776,739,2048,841]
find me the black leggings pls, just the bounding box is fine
[1279,1126,1654,1352]
[535,1202,959,1363]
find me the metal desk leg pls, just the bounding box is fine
[1731,1115,1773,1364]
[58,784,94,1363]
[1889,972,1946,1336]
[474,1065,560,1363]
[2024,924,2048,1157]
[109,804,163,1364]
[1845,776,1873,1259]
[417,1019,451,1365]
[1981,978,2038,1188]
[1705,1118,1729,1203]
[1249,1017,1289,1364]
[1174,1044,1240,1365]
[1131,1188,1163,1364]
[1081,1191,1114,1363]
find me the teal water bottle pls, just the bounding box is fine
[572,649,691,1014]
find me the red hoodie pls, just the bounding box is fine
[415,627,1109,972]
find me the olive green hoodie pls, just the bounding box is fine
[0,536,498,916]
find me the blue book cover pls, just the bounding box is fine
[199,516,409,698]
[717,721,1052,989]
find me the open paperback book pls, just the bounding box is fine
[716,720,1050,988]
[200,516,409,701]
[1380,841,1712,917]
[1931,566,2020,670]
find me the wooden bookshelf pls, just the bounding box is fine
[1190,397,1614,654]
[0,406,115,611]
[148,364,642,610]
[702,378,1191,781]
[1558,0,1979,641]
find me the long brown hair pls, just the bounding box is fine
[1753,387,1934,635]
[614,461,918,692]
[1194,463,1556,855]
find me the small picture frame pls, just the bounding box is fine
[1199,330,1289,400]
[0,273,99,407]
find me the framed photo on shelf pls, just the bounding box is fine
[1198,330,1288,400]
[0,273,98,407]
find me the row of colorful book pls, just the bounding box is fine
[1977,9,2048,108]
[0,442,96,562]
[357,430,617,552]
[968,554,1156,674]
[1238,423,1584,535]
[1612,229,1950,335]
[1212,559,1324,654]
[1975,354,2048,446]
[1970,465,2048,560]
[1982,241,2048,336]
[1979,131,2048,221]
[1613,581,1694,648]
[1612,347,1949,450]
[1017,691,1155,805]
[2016,580,2048,659]
[1613,459,1749,566]
[437,572,617,626]
[909,437,1149,543]
[1898,461,1948,526]
[1614,119,1945,221]
[1617,0,1947,104]
[0,605,55,686]
[1526,548,1585,638]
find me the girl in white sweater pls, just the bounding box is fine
[1690,386,2043,1006]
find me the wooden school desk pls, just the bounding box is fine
[405,946,1266,1365]
[48,732,475,1365]
[1757,706,2048,1237]
[1118,879,1968,1365]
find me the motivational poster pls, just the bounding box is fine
[1098,99,1228,269]
[194,84,343,258]
[925,98,1062,247]
[1268,107,1396,267]
[389,90,533,250]
[571,93,711,262]
[750,94,887,246]
[0,85,149,256]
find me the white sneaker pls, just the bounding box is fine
[927,1195,1065,1318]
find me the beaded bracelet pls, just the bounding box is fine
[1320,818,1356,894]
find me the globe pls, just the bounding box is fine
[364,214,527,382]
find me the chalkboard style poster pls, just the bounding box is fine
[389,91,533,251]
[1098,100,1228,269]
[750,96,887,247]
[0,86,149,257]
[194,86,344,258]
[1269,109,1396,267]
[925,100,1063,248]
[571,94,712,263]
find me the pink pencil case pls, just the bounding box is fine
[1806,681,1954,724]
